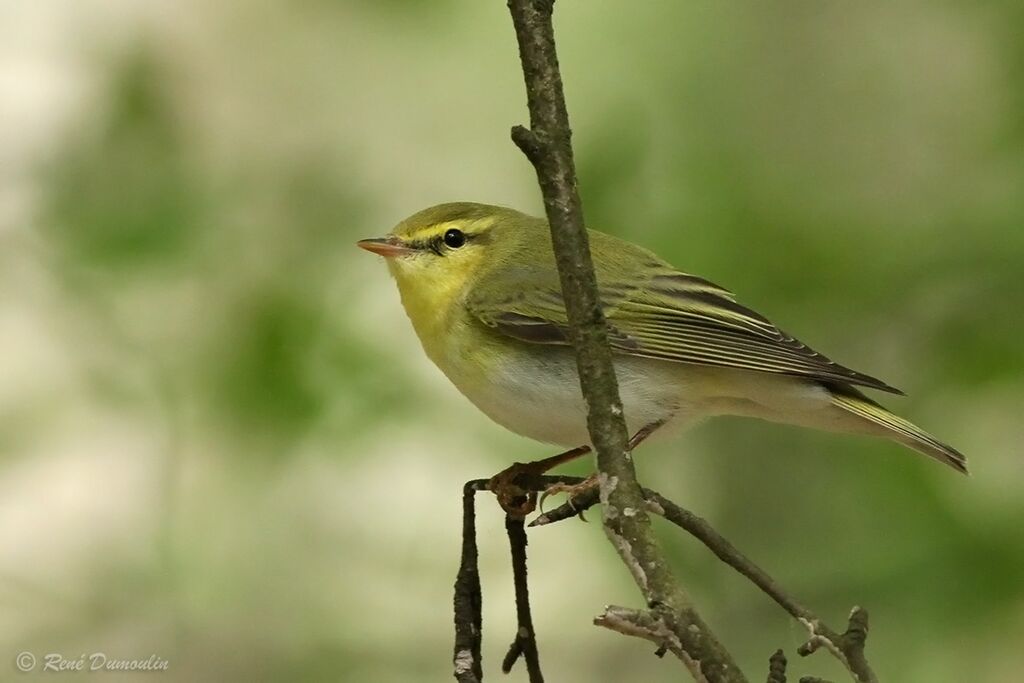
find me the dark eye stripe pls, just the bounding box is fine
[409,228,476,255]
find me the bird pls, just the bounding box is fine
[357,202,967,511]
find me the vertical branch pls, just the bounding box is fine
[506,1,746,681]
[501,515,544,682]
[453,480,485,682]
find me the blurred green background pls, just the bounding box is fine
[1,1,1022,681]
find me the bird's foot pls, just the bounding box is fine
[487,445,592,518]
[538,473,598,521]
[487,461,544,518]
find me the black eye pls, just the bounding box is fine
[443,228,466,249]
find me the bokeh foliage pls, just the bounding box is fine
[2,2,1022,682]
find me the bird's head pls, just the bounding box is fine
[357,202,533,309]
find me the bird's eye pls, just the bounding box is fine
[443,228,466,249]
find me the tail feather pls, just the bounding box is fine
[829,385,968,474]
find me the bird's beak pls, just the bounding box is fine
[356,236,414,258]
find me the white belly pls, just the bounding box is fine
[451,346,697,447]
[441,342,839,449]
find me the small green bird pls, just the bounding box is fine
[358,202,967,480]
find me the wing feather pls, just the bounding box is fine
[467,255,901,394]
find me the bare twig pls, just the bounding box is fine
[594,605,702,678]
[766,649,787,683]
[453,480,486,683]
[502,515,544,682]
[535,487,877,683]
[796,608,874,683]
[453,476,583,682]
[506,1,745,679]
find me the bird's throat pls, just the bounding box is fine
[389,260,469,365]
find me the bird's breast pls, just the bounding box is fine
[429,322,693,447]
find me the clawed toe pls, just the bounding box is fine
[486,445,593,517]
[537,474,598,520]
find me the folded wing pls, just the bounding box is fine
[467,261,901,394]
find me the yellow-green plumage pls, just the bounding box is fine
[360,202,967,474]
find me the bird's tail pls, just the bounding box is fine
[829,385,968,474]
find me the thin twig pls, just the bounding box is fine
[502,515,544,682]
[453,480,486,683]
[506,1,746,679]
[453,476,582,682]
[766,649,787,683]
[534,487,877,683]
[594,605,702,679]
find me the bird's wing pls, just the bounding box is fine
[466,263,901,394]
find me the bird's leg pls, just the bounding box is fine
[536,420,666,514]
[631,420,667,448]
[487,445,592,517]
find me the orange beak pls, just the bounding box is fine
[356,236,414,258]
